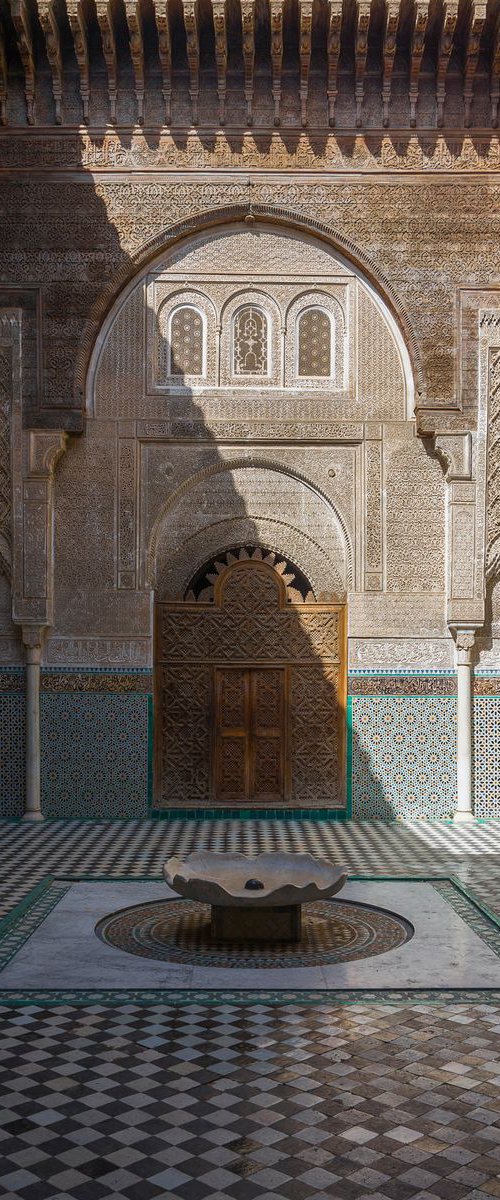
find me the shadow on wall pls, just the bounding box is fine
[34,148,397,820]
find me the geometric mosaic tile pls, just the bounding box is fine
[351,696,457,820]
[0,693,25,818]
[473,695,500,820]
[40,693,150,819]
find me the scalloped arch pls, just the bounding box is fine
[76,203,422,405]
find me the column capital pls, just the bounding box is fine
[453,628,476,666]
[21,625,46,663]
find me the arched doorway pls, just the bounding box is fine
[154,553,346,810]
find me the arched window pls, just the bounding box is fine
[169,305,204,376]
[297,307,332,378]
[233,306,268,376]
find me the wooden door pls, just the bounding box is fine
[214,667,285,803]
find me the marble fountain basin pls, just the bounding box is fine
[163,852,347,943]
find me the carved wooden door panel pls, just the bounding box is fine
[214,667,285,803]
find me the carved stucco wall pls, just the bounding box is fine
[1,184,497,817]
[43,222,449,670]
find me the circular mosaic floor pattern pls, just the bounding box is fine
[95,898,414,969]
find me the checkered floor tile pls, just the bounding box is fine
[2,1001,500,1200]
[1,819,500,1199]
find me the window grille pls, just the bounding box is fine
[233,306,268,376]
[169,306,204,376]
[298,308,332,377]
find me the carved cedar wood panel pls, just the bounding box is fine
[155,561,346,809]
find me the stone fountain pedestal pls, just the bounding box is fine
[164,851,347,944]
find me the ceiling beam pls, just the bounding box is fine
[299,0,313,127]
[124,0,146,124]
[212,0,227,125]
[463,0,486,127]
[355,0,371,127]
[409,0,429,127]
[182,0,200,125]
[67,0,90,123]
[36,0,63,123]
[326,0,342,126]
[381,0,399,127]
[0,22,7,124]
[153,0,172,125]
[10,0,36,123]
[95,0,118,122]
[269,0,284,126]
[240,0,255,124]
[436,0,458,127]
[492,13,500,128]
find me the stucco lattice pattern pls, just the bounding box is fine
[40,694,149,819]
[351,697,457,821]
[0,695,25,818]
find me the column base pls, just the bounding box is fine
[454,809,475,823]
[22,811,44,822]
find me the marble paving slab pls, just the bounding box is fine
[2,878,500,992]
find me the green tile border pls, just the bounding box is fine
[1,872,500,1004]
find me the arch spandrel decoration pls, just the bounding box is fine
[155,559,346,810]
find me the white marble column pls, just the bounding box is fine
[22,630,44,822]
[454,629,475,823]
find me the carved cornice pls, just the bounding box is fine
[10,0,36,124]
[0,21,8,125]
[154,0,172,124]
[67,0,90,123]
[36,0,63,123]
[124,0,145,125]
[355,0,371,128]
[409,0,429,128]
[270,0,284,127]
[95,0,118,124]
[326,0,342,126]
[212,0,227,125]
[463,1,486,127]
[298,0,313,128]
[182,0,200,125]
[382,0,399,128]
[436,0,459,128]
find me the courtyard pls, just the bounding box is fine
[1,819,500,1200]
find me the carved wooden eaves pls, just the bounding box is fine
[492,12,500,127]
[354,0,371,127]
[67,0,90,122]
[10,0,36,123]
[124,0,145,123]
[409,0,429,126]
[36,0,63,123]
[212,0,227,124]
[326,0,342,126]
[182,0,200,124]
[381,0,399,127]
[436,0,458,127]
[95,0,118,123]
[0,22,7,125]
[298,0,313,127]
[240,0,255,124]
[269,0,284,126]
[463,2,486,127]
[153,0,172,124]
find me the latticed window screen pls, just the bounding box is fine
[298,308,332,377]
[233,306,268,375]
[169,306,204,376]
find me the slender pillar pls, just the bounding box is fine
[22,631,44,821]
[454,629,475,823]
